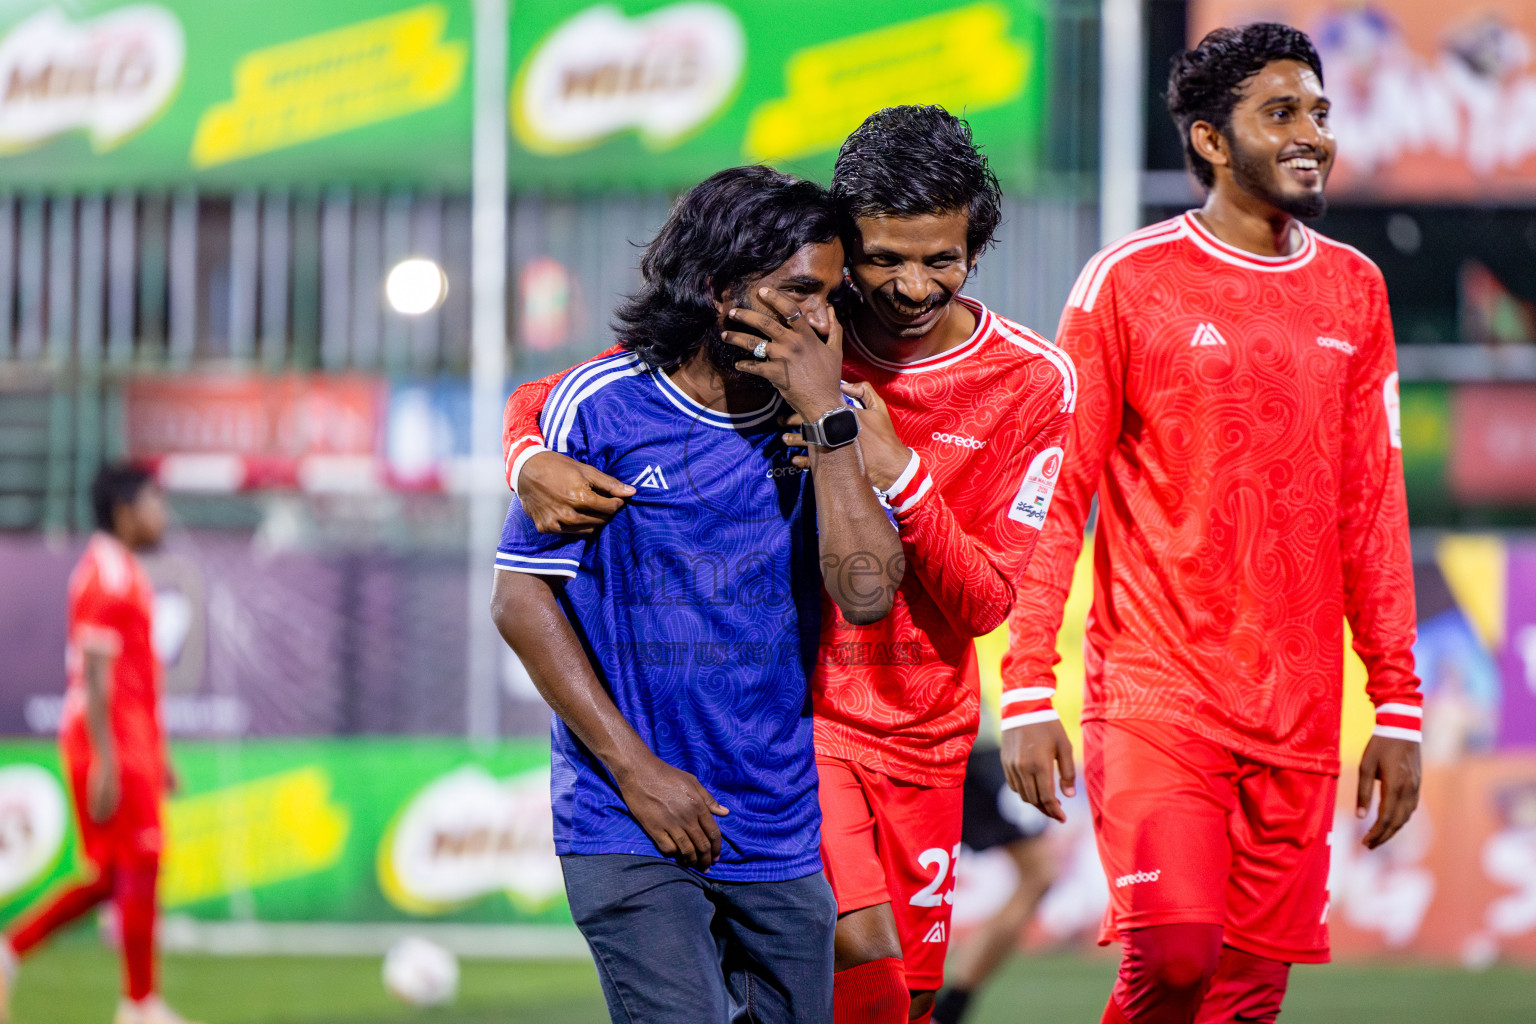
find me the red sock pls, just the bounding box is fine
[8,868,116,956]
[1109,923,1223,1024]
[834,957,909,1024]
[116,859,159,1002]
[1193,945,1289,1024]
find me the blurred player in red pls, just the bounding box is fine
[0,465,198,1024]
[1002,24,1423,1024]
[503,107,1074,1023]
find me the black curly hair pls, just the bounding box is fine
[1167,23,1325,189]
[612,166,838,371]
[830,105,1003,260]
[91,462,153,533]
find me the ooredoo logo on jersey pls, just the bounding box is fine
[1115,869,1162,889]
[931,430,985,450]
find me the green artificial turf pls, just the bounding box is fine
[967,952,1536,1023]
[11,936,607,1024]
[12,936,1535,1023]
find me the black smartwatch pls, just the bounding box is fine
[799,407,861,449]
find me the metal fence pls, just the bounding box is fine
[0,190,1099,533]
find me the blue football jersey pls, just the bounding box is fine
[497,351,826,882]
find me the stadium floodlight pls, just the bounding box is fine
[385,258,449,315]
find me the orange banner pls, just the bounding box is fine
[1331,755,1536,964]
[951,756,1536,964]
[1189,1,1536,200]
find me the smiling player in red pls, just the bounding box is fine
[1002,24,1422,1024]
[504,108,1073,1023]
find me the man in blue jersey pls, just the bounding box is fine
[491,166,902,1024]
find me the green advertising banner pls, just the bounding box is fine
[0,1,474,189]
[505,0,1050,191]
[0,0,1049,191]
[0,740,571,926]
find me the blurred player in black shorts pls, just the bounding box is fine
[932,743,1057,1024]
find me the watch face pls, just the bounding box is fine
[821,408,860,447]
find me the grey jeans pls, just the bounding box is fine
[561,853,837,1024]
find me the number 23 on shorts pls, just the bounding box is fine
[910,844,961,907]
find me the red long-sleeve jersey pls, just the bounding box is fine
[1003,213,1422,775]
[63,534,167,790]
[504,297,1074,787]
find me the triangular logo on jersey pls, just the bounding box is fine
[631,465,669,490]
[922,922,947,944]
[1189,322,1228,347]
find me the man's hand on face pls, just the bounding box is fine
[720,286,846,422]
[784,380,909,488]
[1356,735,1421,850]
[1001,719,1077,824]
[612,753,730,871]
[519,451,636,536]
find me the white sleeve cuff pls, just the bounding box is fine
[882,450,933,516]
[494,552,579,579]
[878,449,921,501]
[1000,687,1056,707]
[1001,708,1061,730]
[1371,702,1423,743]
[507,441,549,494]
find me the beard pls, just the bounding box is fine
[703,329,770,391]
[701,292,774,395]
[1228,133,1328,220]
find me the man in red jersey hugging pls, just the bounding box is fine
[504,107,1075,1023]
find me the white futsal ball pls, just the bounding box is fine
[382,936,460,1007]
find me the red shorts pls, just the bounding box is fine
[816,756,964,990]
[1084,719,1336,964]
[63,742,163,869]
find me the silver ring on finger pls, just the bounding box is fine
[783,310,802,325]
[752,340,769,360]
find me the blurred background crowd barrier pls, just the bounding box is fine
[0,0,1531,966]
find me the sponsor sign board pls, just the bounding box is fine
[125,374,386,492]
[0,0,1051,191]
[1191,0,1536,200]
[0,1,474,189]
[0,5,185,154]
[2,733,1534,964]
[0,740,565,925]
[507,0,1049,190]
[1329,755,1536,964]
